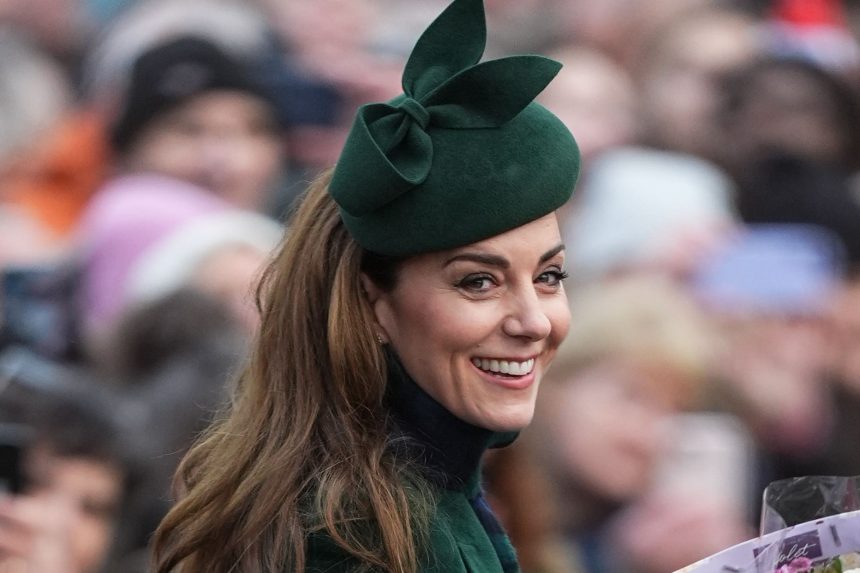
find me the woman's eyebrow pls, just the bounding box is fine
[540,243,565,264]
[443,244,564,269]
[444,253,510,269]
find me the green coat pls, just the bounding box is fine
[306,488,512,573]
[305,357,519,573]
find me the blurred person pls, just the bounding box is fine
[82,0,343,215]
[104,290,247,572]
[552,0,639,62]
[258,0,402,105]
[108,35,285,213]
[564,146,738,283]
[719,57,860,174]
[692,224,845,491]
[529,275,752,573]
[482,0,559,55]
[75,173,281,362]
[483,442,577,573]
[5,0,352,248]
[717,55,860,266]
[555,0,728,69]
[1,110,110,242]
[0,26,109,244]
[0,30,70,177]
[0,30,83,242]
[3,0,290,243]
[0,0,95,77]
[254,0,405,174]
[787,271,860,480]
[635,6,761,160]
[0,382,128,573]
[539,46,638,168]
[83,0,273,99]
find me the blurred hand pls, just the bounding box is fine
[0,494,76,573]
[610,493,754,573]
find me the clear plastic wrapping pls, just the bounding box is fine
[676,476,860,573]
[761,476,860,535]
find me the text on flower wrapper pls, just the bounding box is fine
[754,532,823,569]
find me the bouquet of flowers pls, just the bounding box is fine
[676,476,860,573]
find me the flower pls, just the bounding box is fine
[776,557,813,573]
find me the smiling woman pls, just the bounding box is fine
[151,1,580,572]
[365,215,570,433]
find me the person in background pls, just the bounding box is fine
[482,442,577,573]
[529,275,752,573]
[104,290,248,572]
[634,6,761,161]
[719,57,860,176]
[0,29,80,243]
[821,270,860,477]
[107,35,285,213]
[692,224,846,501]
[0,382,129,573]
[75,174,281,363]
[539,46,638,169]
[564,146,738,284]
[716,57,860,262]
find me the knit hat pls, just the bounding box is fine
[77,174,283,340]
[329,0,580,256]
[77,174,227,336]
[110,35,275,152]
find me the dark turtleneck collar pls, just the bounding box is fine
[385,351,517,493]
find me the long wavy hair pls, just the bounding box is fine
[152,170,433,572]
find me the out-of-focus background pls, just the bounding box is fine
[1,0,860,571]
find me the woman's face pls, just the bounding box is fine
[125,91,283,211]
[540,358,674,502]
[368,213,570,432]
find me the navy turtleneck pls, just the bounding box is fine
[386,351,517,491]
[385,352,520,573]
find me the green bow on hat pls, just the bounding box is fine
[330,0,580,256]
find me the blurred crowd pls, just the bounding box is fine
[3,0,860,571]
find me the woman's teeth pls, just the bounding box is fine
[471,357,535,376]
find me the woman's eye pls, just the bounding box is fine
[537,269,569,287]
[457,274,496,292]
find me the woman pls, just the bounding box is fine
[152,0,580,571]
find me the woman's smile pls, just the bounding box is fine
[470,356,538,390]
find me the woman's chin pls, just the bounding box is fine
[475,406,536,433]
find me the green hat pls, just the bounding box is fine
[329,0,580,256]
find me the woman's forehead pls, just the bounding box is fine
[447,213,562,256]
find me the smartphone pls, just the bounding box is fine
[651,412,755,516]
[0,424,32,495]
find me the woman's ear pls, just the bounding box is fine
[360,273,392,344]
[360,273,382,304]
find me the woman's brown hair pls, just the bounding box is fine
[152,171,433,572]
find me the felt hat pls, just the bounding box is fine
[329,0,580,256]
[110,35,277,152]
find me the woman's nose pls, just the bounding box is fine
[502,288,552,340]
